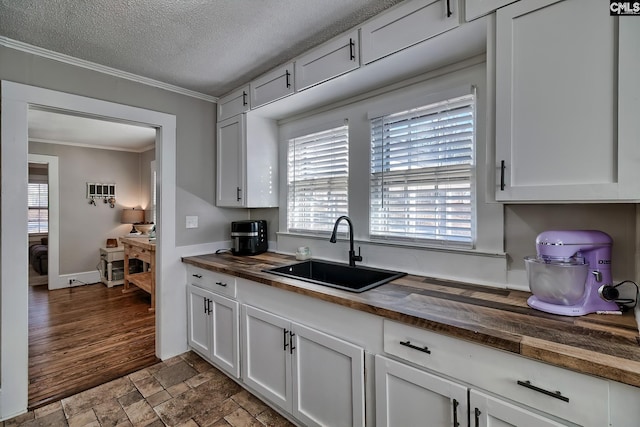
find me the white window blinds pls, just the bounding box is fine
[288,125,349,234]
[28,183,49,234]
[370,93,475,246]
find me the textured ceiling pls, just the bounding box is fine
[0,0,404,97]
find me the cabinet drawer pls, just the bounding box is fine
[218,85,250,121]
[127,246,151,264]
[383,320,608,426]
[360,0,459,65]
[187,266,237,298]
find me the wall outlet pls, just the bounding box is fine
[68,278,76,285]
[186,216,198,229]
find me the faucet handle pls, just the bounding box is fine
[354,246,363,262]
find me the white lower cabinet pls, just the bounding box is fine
[470,389,569,427]
[376,355,574,427]
[186,284,240,378]
[242,304,365,427]
[375,355,467,426]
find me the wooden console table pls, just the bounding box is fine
[120,237,155,312]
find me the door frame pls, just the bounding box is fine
[1,81,178,419]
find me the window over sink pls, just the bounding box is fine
[369,91,475,246]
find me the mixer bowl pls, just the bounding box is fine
[524,256,589,305]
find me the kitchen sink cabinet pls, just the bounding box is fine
[186,283,240,378]
[242,304,365,427]
[495,0,640,201]
[360,0,460,65]
[216,112,278,208]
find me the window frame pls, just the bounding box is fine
[28,182,49,234]
[286,122,350,235]
[368,88,477,248]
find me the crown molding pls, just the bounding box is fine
[0,37,218,103]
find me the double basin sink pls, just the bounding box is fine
[264,259,406,293]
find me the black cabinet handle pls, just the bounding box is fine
[399,340,431,354]
[192,274,202,279]
[285,70,291,88]
[474,408,481,427]
[283,328,289,351]
[500,160,506,191]
[452,399,459,427]
[236,187,242,201]
[517,380,569,402]
[242,90,247,106]
[349,38,355,61]
[446,0,452,17]
[215,281,227,287]
[207,298,212,314]
[289,331,296,354]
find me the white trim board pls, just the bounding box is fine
[0,37,218,104]
[1,81,182,420]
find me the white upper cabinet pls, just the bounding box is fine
[250,62,295,109]
[217,85,250,122]
[464,0,519,21]
[495,0,640,201]
[295,30,360,91]
[360,0,460,65]
[216,113,278,208]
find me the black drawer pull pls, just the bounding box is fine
[517,380,569,402]
[500,160,506,191]
[192,274,202,279]
[452,399,459,427]
[399,340,431,354]
[474,407,481,427]
[215,281,227,287]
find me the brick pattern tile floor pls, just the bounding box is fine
[3,352,296,427]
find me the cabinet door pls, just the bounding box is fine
[295,30,360,91]
[470,389,570,427]
[360,0,459,65]
[464,0,519,21]
[218,85,250,122]
[216,115,245,207]
[210,293,240,378]
[495,0,619,201]
[375,355,467,427]
[187,285,212,357]
[242,305,292,411]
[292,323,365,427]
[250,62,294,109]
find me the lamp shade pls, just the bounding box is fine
[121,208,144,224]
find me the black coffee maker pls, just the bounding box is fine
[231,220,268,255]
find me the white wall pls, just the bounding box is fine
[29,142,146,275]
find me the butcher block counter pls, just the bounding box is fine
[121,237,155,312]
[182,251,640,388]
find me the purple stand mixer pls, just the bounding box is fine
[525,230,619,316]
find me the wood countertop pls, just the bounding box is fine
[182,252,640,388]
[120,236,156,251]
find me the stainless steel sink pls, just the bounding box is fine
[264,259,406,293]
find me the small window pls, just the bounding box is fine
[370,93,475,246]
[28,183,48,234]
[287,125,349,234]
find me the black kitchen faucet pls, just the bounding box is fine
[329,215,362,267]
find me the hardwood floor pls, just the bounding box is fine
[28,283,158,409]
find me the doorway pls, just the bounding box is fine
[1,81,179,418]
